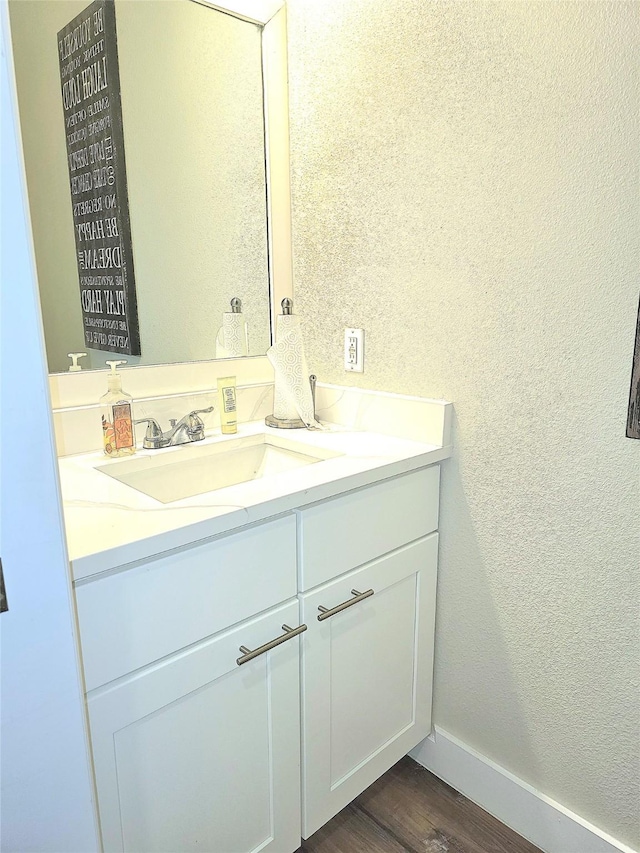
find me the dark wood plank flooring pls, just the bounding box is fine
[299,757,542,853]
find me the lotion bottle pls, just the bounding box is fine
[101,360,136,456]
[217,376,237,434]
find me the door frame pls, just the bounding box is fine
[0,4,98,848]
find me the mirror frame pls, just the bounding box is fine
[48,0,292,406]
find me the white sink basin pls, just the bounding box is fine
[96,434,342,503]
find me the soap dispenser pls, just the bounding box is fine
[67,352,87,371]
[100,360,135,457]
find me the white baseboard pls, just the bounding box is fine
[410,727,638,853]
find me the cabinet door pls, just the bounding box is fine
[300,534,438,838]
[88,600,303,853]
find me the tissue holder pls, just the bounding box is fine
[265,375,317,429]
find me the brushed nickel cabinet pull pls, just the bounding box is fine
[236,623,307,666]
[317,588,374,621]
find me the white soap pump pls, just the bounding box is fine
[100,360,135,457]
[67,352,87,372]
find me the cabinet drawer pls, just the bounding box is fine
[76,514,297,691]
[297,465,439,590]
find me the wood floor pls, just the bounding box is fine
[299,757,542,853]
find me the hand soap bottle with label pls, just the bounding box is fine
[217,375,237,434]
[101,360,136,457]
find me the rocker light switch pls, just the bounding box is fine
[344,328,364,372]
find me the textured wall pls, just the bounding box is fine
[287,0,640,846]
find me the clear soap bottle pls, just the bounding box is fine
[101,360,136,457]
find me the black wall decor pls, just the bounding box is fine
[627,297,640,439]
[0,559,8,614]
[57,0,140,356]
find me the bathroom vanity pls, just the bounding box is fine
[9,0,452,848]
[57,388,452,853]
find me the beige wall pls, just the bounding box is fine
[287,0,639,847]
[10,0,269,372]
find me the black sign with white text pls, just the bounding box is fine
[58,0,140,356]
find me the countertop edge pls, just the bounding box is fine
[70,444,452,583]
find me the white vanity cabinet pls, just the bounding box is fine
[74,464,441,853]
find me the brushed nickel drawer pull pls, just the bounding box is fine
[237,623,307,666]
[317,588,374,621]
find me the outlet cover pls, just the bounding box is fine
[344,328,364,372]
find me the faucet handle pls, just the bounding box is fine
[187,406,213,425]
[134,417,163,448]
[134,417,162,437]
[186,406,214,431]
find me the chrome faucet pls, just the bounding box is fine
[134,407,214,449]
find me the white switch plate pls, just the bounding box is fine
[344,328,364,372]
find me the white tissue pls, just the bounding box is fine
[215,312,248,358]
[267,314,321,428]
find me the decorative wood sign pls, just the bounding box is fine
[627,298,640,439]
[57,0,140,356]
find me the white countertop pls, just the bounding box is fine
[59,420,451,581]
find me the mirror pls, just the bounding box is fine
[8,0,290,374]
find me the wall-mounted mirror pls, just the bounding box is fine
[8,0,290,374]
